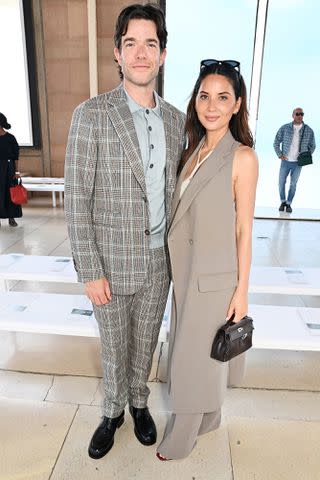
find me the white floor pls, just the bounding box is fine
[1,198,320,480]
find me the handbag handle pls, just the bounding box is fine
[226,313,236,326]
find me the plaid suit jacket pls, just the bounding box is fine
[65,84,185,294]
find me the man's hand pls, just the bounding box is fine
[85,277,112,305]
[280,155,287,160]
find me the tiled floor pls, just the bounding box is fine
[1,198,320,479]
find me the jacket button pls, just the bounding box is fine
[189,239,193,245]
[145,229,150,235]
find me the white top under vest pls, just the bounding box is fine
[180,144,213,199]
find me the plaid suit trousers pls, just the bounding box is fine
[93,246,170,417]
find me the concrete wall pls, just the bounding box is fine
[19,0,143,177]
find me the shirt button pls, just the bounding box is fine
[150,144,154,149]
[148,126,152,131]
[146,109,150,114]
[149,164,154,168]
[142,196,147,202]
[189,239,193,245]
[145,229,150,236]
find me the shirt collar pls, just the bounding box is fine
[125,89,162,118]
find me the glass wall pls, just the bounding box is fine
[164,0,257,112]
[164,0,320,213]
[255,0,320,210]
[0,0,33,146]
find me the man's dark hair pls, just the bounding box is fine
[114,3,167,52]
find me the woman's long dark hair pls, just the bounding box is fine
[180,64,253,170]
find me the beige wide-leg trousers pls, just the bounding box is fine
[157,409,221,460]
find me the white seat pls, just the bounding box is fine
[1,255,319,350]
[249,266,320,295]
[22,177,64,184]
[0,254,77,290]
[24,183,64,207]
[0,291,170,342]
[0,292,318,350]
[250,304,320,351]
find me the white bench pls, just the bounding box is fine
[0,292,318,350]
[22,177,64,208]
[0,291,171,343]
[0,254,76,291]
[22,177,64,184]
[0,255,319,350]
[0,253,170,342]
[1,256,320,296]
[249,266,320,295]
[250,304,320,351]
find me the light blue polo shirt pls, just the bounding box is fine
[125,90,167,249]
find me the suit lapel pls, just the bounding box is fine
[170,130,236,233]
[107,85,146,193]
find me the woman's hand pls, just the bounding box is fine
[226,288,248,323]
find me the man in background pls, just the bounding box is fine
[274,107,315,213]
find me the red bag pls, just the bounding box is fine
[10,179,28,205]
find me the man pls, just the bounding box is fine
[273,107,315,213]
[64,4,185,460]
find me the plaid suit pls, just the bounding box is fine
[65,84,185,416]
[65,84,185,294]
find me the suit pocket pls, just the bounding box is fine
[198,272,237,293]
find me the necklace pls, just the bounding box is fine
[197,142,215,165]
[185,142,215,181]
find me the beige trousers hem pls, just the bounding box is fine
[157,409,221,460]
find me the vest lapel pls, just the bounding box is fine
[169,139,203,225]
[170,130,236,233]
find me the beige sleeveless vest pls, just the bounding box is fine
[167,129,246,413]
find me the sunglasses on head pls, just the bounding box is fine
[200,59,241,74]
[295,112,304,116]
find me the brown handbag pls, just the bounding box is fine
[210,314,254,362]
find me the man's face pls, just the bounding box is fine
[114,19,166,88]
[293,108,304,124]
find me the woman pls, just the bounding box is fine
[0,112,22,227]
[156,60,258,460]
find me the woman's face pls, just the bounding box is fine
[195,73,241,134]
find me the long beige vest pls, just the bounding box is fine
[167,130,245,414]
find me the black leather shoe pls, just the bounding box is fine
[88,411,124,459]
[286,204,292,213]
[279,202,287,212]
[129,406,157,445]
